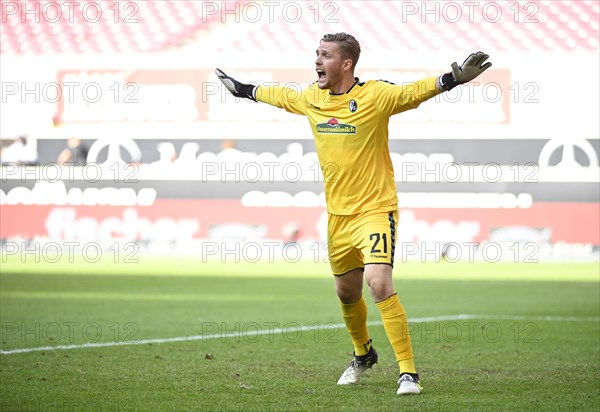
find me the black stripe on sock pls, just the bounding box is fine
[388,211,396,266]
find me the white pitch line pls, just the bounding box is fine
[455,315,600,322]
[1,314,598,356]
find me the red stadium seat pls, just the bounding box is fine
[0,0,241,54]
[1,1,597,54]
[220,1,599,52]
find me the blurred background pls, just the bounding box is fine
[1,0,598,263]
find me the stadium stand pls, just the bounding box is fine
[227,0,599,52]
[0,0,247,53]
[1,1,598,54]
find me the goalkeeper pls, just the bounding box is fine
[216,32,491,396]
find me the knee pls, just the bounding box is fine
[367,278,394,302]
[336,284,362,304]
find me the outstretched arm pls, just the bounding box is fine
[436,51,492,91]
[373,51,493,115]
[215,68,307,115]
[215,68,257,101]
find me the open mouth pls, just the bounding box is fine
[316,68,326,81]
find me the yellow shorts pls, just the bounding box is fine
[328,209,398,276]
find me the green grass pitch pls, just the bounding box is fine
[1,258,599,411]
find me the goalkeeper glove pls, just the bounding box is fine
[215,68,257,102]
[439,51,492,91]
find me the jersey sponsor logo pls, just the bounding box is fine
[349,99,357,113]
[316,117,357,134]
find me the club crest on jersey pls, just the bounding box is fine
[349,99,357,113]
[316,117,357,134]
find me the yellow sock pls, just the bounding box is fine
[376,293,417,374]
[340,295,371,356]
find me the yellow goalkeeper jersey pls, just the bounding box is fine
[256,77,441,215]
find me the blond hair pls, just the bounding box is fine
[321,32,361,72]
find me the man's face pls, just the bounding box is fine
[315,41,351,90]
